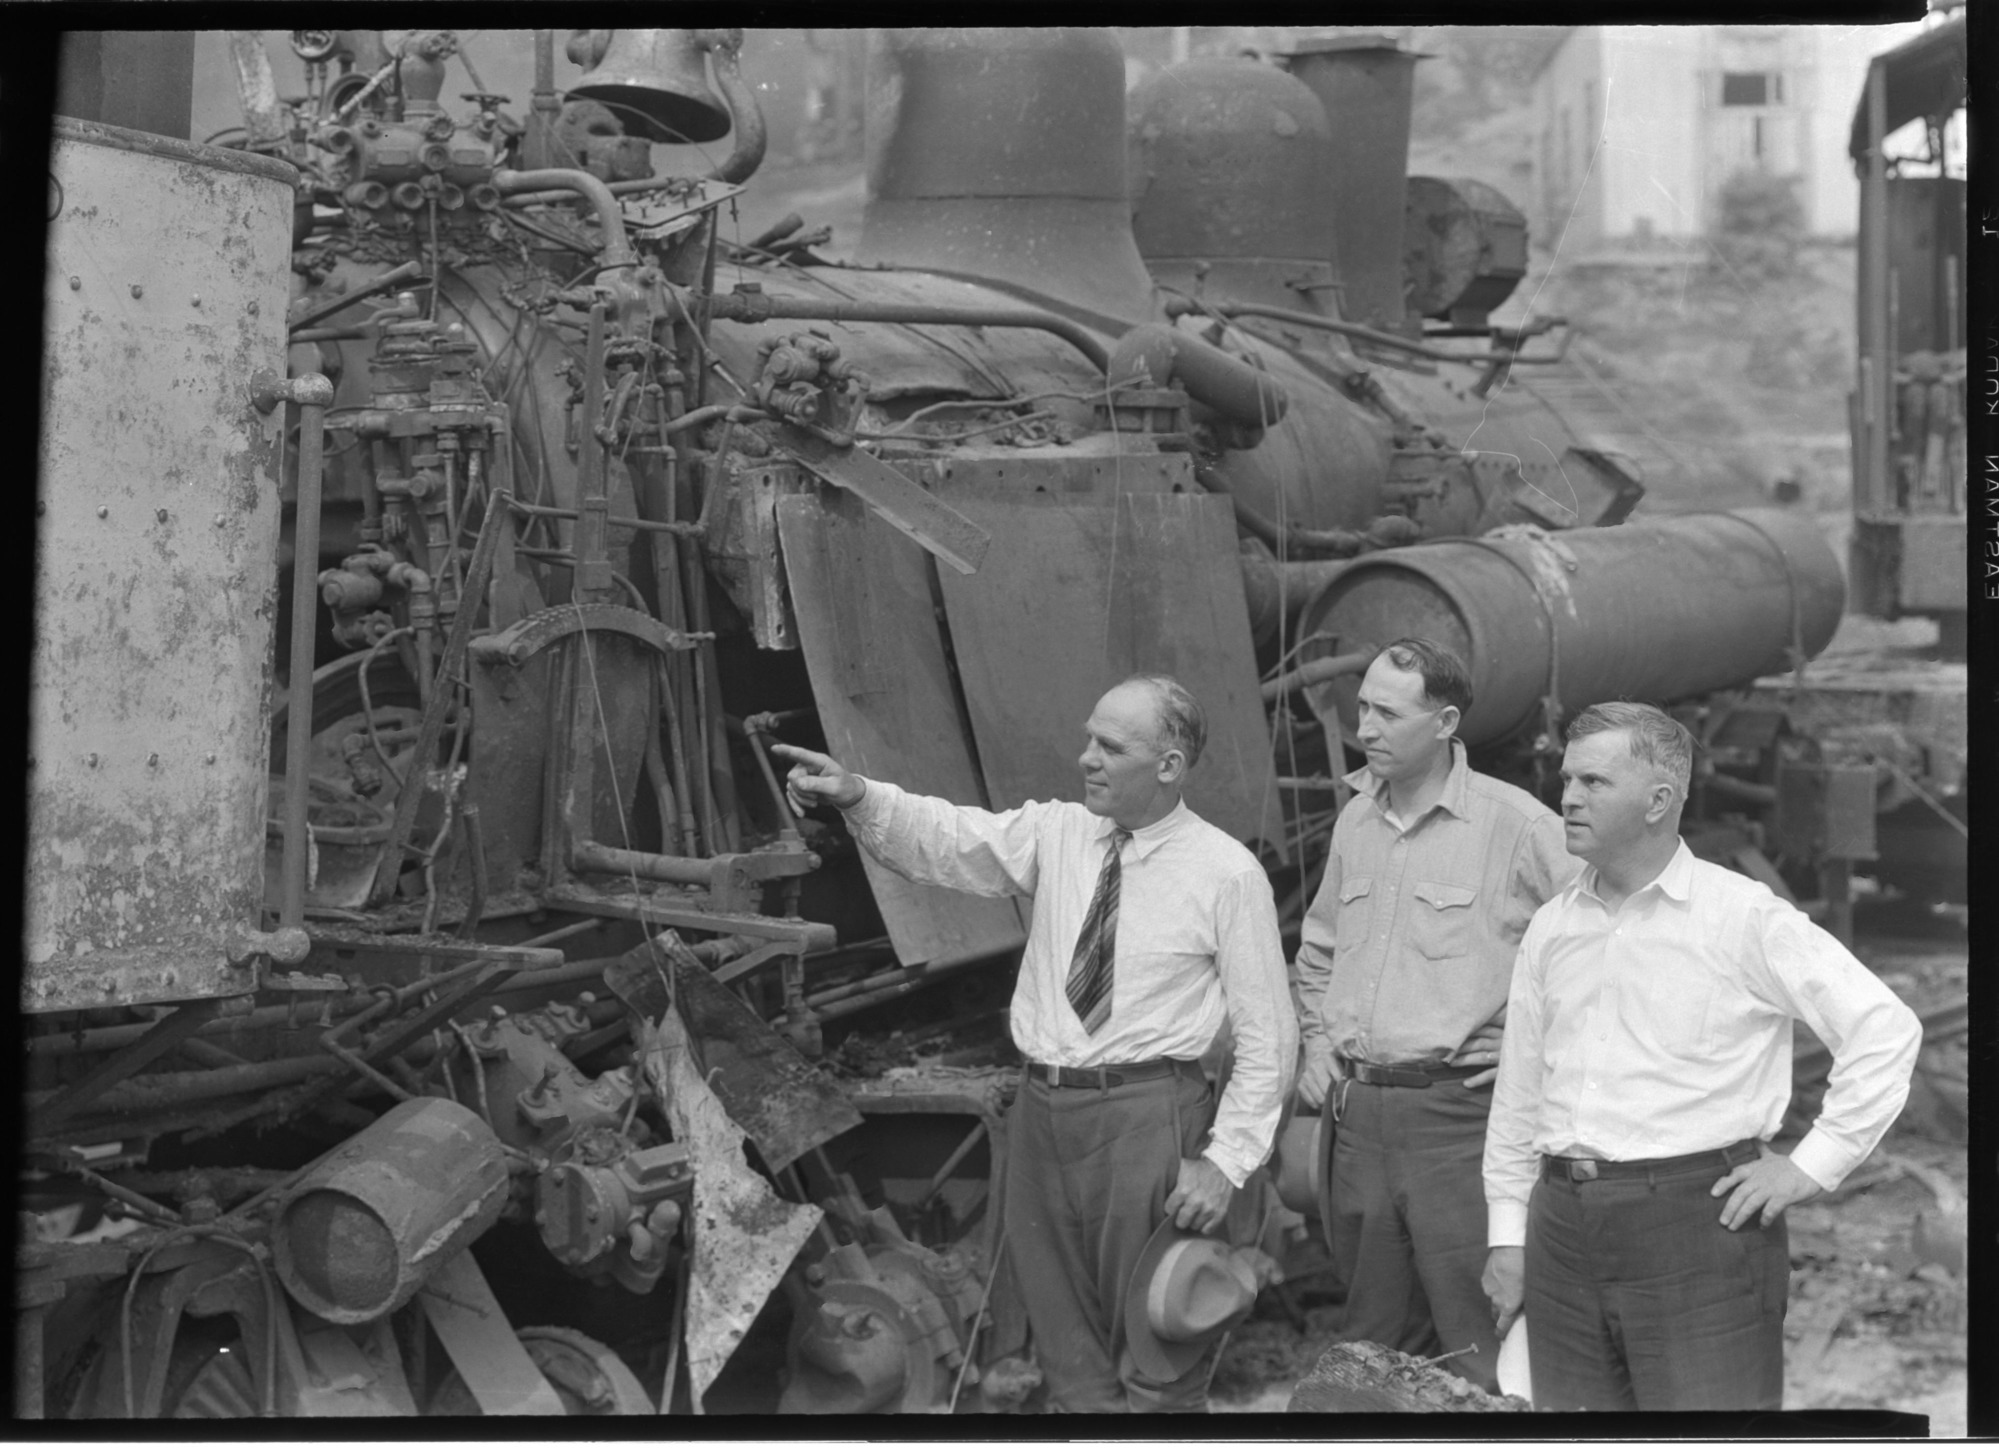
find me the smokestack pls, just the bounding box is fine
[856,28,1156,323]
[1282,36,1427,336]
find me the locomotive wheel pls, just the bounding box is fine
[427,1325,655,1415]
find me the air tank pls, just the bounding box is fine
[856,27,1157,322]
[1297,510,1847,747]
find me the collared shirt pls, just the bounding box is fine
[844,780,1296,1188]
[1291,739,1576,1067]
[1483,839,1923,1247]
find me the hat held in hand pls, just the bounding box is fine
[1123,1218,1262,1380]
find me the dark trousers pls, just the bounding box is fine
[1525,1149,1789,1411]
[1327,1079,1500,1391]
[1003,1063,1218,1412]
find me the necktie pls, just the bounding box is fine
[1065,830,1130,1035]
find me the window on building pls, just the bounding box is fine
[1721,71,1783,107]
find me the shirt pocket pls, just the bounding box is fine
[1410,880,1478,961]
[1332,876,1373,956]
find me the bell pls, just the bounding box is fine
[567,29,731,145]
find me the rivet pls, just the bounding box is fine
[129,283,144,299]
[96,506,109,519]
[246,300,259,315]
[85,753,99,768]
[68,275,81,291]
[147,752,160,766]
[156,507,169,523]
[205,752,217,765]
[191,295,201,307]
[214,513,226,527]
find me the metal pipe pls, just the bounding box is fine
[288,259,426,335]
[697,28,767,184]
[571,838,717,886]
[1107,322,1288,426]
[704,291,1110,372]
[254,373,337,932]
[1261,650,1373,703]
[494,168,636,267]
[1162,297,1559,366]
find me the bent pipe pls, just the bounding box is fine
[704,292,1111,372]
[697,28,768,184]
[1108,322,1287,429]
[495,167,637,267]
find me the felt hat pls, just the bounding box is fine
[1123,1218,1260,1381]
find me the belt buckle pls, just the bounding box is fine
[1568,1158,1599,1182]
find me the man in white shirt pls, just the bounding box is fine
[774,675,1295,1412]
[1481,702,1921,1411]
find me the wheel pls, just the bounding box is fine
[427,1325,656,1415]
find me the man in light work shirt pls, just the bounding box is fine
[1482,702,1921,1411]
[1290,638,1575,1392]
[774,675,1295,1412]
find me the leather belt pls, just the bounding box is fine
[1024,1059,1190,1089]
[1343,1058,1483,1089]
[1543,1139,1762,1183]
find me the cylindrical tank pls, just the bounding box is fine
[1297,510,1846,746]
[856,28,1157,322]
[1127,57,1340,313]
[272,1096,510,1324]
[1283,36,1424,335]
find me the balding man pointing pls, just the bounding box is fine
[775,674,1295,1412]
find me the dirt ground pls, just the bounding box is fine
[1208,936,1969,1431]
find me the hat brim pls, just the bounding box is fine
[1123,1217,1242,1383]
[1315,1089,1338,1255]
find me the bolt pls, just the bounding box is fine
[96,506,109,519]
[129,283,143,299]
[247,300,259,315]
[205,752,217,765]
[214,514,226,527]
[85,753,99,768]
[67,275,80,290]
[156,507,169,523]
[147,753,160,767]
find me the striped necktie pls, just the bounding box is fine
[1065,830,1130,1035]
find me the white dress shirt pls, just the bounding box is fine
[844,779,1297,1188]
[1484,839,1921,1247]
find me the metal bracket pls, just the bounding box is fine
[775,423,991,576]
[469,601,700,669]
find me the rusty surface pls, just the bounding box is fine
[272,1096,510,1324]
[29,125,294,1013]
[935,490,1283,854]
[673,953,862,1173]
[645,1005,823,1408]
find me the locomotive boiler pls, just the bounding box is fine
[24,26,1849,1419]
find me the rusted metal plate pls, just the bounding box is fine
[775,424,991,575]
[645,1005,824,1410]
[776,490,1027,968]
[673,954,862,1173]
[935,491,1282,853]
[28,121,296,1012]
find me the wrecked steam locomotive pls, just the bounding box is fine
[25,27,1854,1417]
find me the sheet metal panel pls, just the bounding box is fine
[28,121,296,1012]
[935,491,1281,853]
[777,490,1027,968]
